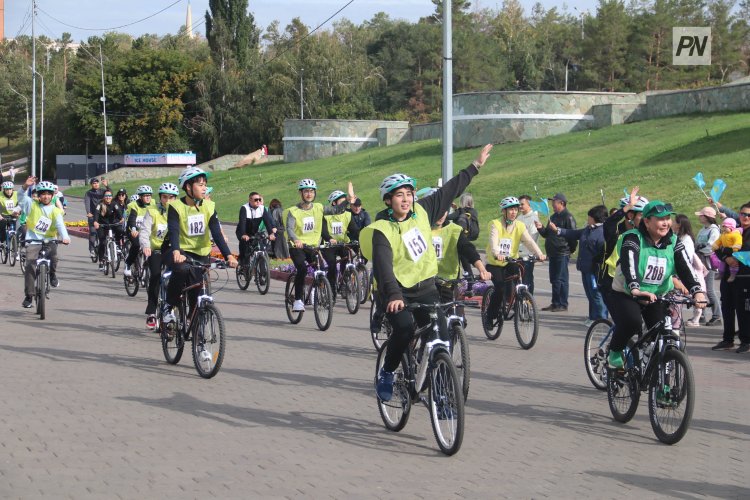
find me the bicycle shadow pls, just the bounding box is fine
[587,470,750,498]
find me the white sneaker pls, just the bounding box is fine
[583,319,594,328]
[123,265,132,277]
[162,307,176,324]
[200,349,212,368]
[292,299,305,312]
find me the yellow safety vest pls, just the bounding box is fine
[172,198,216,256]
[1,191,18,215]
[26,201,63,239]
[486,219,526,267]
[147,204,169,250]
[287,203,324,246]
[325,211,353,243]
[432,222,463,280]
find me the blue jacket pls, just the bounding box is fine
[559,224,606,272]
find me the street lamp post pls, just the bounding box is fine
[99,45,109,175]
[300,68,304,120]
[574,7,584,40]
[7,84,30,140]
[31,67,45,181]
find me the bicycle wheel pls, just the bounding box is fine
[480,286,503,340]
[356,264,370,304]
[450,322,471,402]
[141,261,151,289]
[284,275,304,324]
[428,350,465,456]
[119,240,129,272]
[0,242,7,264]
[90,234,99,262]
[254,253,270,295]
[343,268,360,314]
[160,303,184,365]
[124,260,140,297]
[370,300,391,350]
[192,302,226,379]
[648,348,695,445]
[607,345,640,423]
[112,241,122,273]
[236,262,250,290]
[9,234,18,267]
[313,277,333,331]
[513,289,538,349]
[584,319,613,391]
[19,247,26,276]
[375,343,411,432]
[36,263,48,320]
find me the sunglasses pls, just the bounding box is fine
[251,198,262,202]
[740,213,750,217]
[104,195,113,198]
[648,203,673,215]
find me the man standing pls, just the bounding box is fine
[536,193,577,311]
[349,198,371,230]
[517,195,541,294]
[84,178,105,258]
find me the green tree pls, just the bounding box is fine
[205,0,260,69]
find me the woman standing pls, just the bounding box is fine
[674,214,707,327]
[694,206,722,325]
[268,199,289,259]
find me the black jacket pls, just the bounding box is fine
[538,208,577,256]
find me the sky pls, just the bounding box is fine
[6,0,598,43]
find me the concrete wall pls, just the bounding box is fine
[646,82,750,118]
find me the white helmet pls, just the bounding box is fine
[36,181,56,193]
[327,190,346,205]
[2,181,13,190]
[178,166,209,188]
[298,178,317,190]
[130,194,139,202]
[380,173,415,200]
[620,196,649,212]
[136,185,153,196]
[499,196,520,210]
[158,182,179,196]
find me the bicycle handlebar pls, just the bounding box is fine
[26,239,64,246]
[406,300,470,312]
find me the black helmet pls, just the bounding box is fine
[117,188,127,196]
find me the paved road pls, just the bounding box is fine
[1,201,748,498]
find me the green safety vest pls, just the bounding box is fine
[128,201,152,230]
[613,229,676,296]
[172,198,216,256]
[360,204,438,289]
[287,203,324,246]
[325,211,353,243]
[147,204,169,250]
[432,222,463,280]
[1,191,18,215]
[26,201,63,239]
[486,219,526,267]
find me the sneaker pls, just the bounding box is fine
[583,319,594,328]
[146,315,157,330]
[706,317,722,326]
[22,296,33,308]
[162,306,176,325]
[550,306,568,312]
[685,320,700,327]
[736,343,750,354]
[541,304,556,311]
[292,299,305,312]
[656,384,673,406]
[50,275,59,288]
[123,265,132,277]
[98,261,104,271]
[376,368,395,401]
[200,349,213,367]
[607,350,624,369]
[711,340,735,350]
[90,250,96,259]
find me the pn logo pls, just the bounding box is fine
[673,27,711,65]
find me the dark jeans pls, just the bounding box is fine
[608,291,666,352]
[548,254,570,308]
[581,270,608,320]
[88,220,97,252]
[145,251,163,315]
[24,242,59,297]
[720,276,750,344]
[486,263,519,320]
[322,246,347,295]
[165,251,207,309]
[521,259,535,295]
[125,233,140,266]
[289,247,316,300]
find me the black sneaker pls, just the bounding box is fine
[50,275,59,288]
[706,317,722,326]
[736,343,750,354]
[711,340,735,350]
[22,296,33,308]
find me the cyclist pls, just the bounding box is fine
[124,185,153,277]
[607,201,706,369]
[236,191,277,266]
[16,181,70,306]
[139,182,179,329]
[285,179,334,312]
[93,188,125,271]
[323,189,360,297]
[162,167,238,325]
[361,144,493,401]
[114,188,129,215]
[84,178,105,259]
[484,196,546,330]
[1,181,19,247]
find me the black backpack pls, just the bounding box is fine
[458,209,480,241]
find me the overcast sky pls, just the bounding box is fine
[6,0,597,43]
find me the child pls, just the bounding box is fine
[712,217,743,282]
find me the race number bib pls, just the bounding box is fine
[498,238,512,257]
[331,221,344,236]
[4,200,14,211]
[302,217,315,233]
[135,216,145,229]
[35,216,52,234]
[432,236,444,260]
[156,223,168,240]
[643,256,667,285]
[402,227,428,262]
[187,214,206,237]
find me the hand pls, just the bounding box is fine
[632,289,656,303]
[386,299,405,313]
[269,233,276,241]
[329,239,337,246]
[173,250,186,264]
[537,254,547,262]
[62,238,70,245]
[227,255,238,268]
[473,144,493,169]
[534,221,543,230]
[87,213,93,218]
[548,221,558,232]
[495,254,506,262]
[347,181,356,202]
[23,176,36,188]
[725,256,739,267]
[693,292,707,309]
[241,235,250,241]
[143,247,152,258]
[130,230,138,238]
[674,279,689,295]
[294,240,304,249]
[93,222,99,230]
[479,270,491,281]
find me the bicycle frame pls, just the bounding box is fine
[410,313,452,397]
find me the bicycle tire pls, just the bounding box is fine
[343,267,360,314]
[124,259,140,297]
[370,300,390,350]
[285,275,303,324]
[480,286,503,340]
[236,262,250,290]
[607,344,640,423]
[584,319,613,391]
[450,322,471,402]
[19,247,26,276]
[356,263,370,304]
[375,343,411,432]
[9,234,18,266]
[90,234,99,262]
[192,302,226,379]
[160,303,184,365]
[0,242,7,264]
[37,263,48,320]
[648,348,694,445]
[513,289,539,349]
[141,261,150,289]
[112,241,122,273]
[255,253,271,295]
[313,277,333,331]
[428,350,465,456]
[119,240,129,272]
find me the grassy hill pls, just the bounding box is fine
[65,112,750,229]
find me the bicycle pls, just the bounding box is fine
[480,256,540,349]
[606,294,697,445]
[585,291,688,391]
[124,248,149,297]
[436,277,477,401]
[98,223,122,278]
[284,244,334,331]
[236,234,271,295]
[375,301,466,456]
[157,257,228,379]
[332,242,361,314]
[26,239,61,320]
[1,215,19,267]
[352,244,370,305]
[89,228,100,263]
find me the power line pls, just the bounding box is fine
[14,5,33,38]
[37,0,185,32]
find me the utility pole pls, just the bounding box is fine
[442,0,453,182]
[31,0,37,178]
[31,67,45,181]
[300,68,304,120]
[85,138,90,183]
[99,45,109,174]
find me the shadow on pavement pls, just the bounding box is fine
[587,471,750,498]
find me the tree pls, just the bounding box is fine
[584,0,631,90]
[205,0,260,70]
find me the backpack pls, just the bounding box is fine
[458,209,480,241]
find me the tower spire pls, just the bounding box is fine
[185,0,193,38]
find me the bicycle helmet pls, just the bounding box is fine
[35,181,56,193]
[327,190,346,205]
[380,173,416,200]
[136,185,153,196]
[298,178,317,190]
[499,196,520,210]
[178,166,209,188]
[619,195,649,212]
[2,181,13,190]
[130,194,139,202]
[158,182,179,196]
